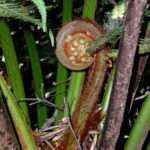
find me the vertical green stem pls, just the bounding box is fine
[63,0,72,22]
[54,0,72,122]
[24,29,47,128]
[101,65,116,113]
[0,75,36,150]
[67,72,85,113]
[82,0,97,19]
[0,19,29,120]
[124,95,150,150]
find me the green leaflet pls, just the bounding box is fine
[31,0,47,32]
[0,0,40,26]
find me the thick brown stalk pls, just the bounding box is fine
[99,0,148,149]
[57,47,110,149]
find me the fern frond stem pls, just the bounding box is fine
[101,65,116,114]
[67,72,85,114]
[82,0,97,19]
[0,19,30,122]
[24,28,47,128]
[0,75,36,150]
[124,95,150,150]
[54,0,72,123]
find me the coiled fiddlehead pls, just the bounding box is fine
[56,19,103,70]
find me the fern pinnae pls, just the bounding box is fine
[0,1,41,27]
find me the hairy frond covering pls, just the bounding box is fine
[0,0,41,27]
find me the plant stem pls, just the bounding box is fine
[24,29,47,128]
[0,75,36,150]
[82,0,97,19]
[124,95,150,150]
[100,0,148,149]
[54,0,72,123]
[0,19,29,121]
[63,0,72,22]
[67,72,85,113]
[101,65,116,114]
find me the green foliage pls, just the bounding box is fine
[0,20,29,120]
[0,0,40,26]
[82,0,96,18]
[124,95,150,150]
[0,0,47,31]
[67,72,85,114]
[0,74,36,150]
[87,27,122,54]
[101,65,116,113]
[24,29,47,127]
[31,0,47,32]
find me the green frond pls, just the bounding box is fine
[87,27,122,54]
[31,0,47,32]
[0,0,41,27]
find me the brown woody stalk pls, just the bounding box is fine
[99,0,148,149]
